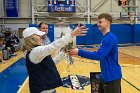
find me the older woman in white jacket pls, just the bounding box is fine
[22,25,88,93]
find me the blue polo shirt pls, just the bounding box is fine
[78,32,122,82]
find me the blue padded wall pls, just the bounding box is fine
[92,24,103,44]
[70,24,135,45]
[110,24,133,44]
[70,24,102,45]
[76,34,86,45]
[76,24,94,45]
[69,24,77,30]
[133,24,140,43]
[69,24,86,45]
[86,24,94,45]
[29,24,38,28]
[48,24,54,42]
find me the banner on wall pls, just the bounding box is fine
[48,0,76,12]
[5,0,18,17]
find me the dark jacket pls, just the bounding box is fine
[26,52,62,93]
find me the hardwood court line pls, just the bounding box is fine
[17,77,29,93]
[121,79,140,93]
[122,67,140,90]
[0,51,23,72]
[119,51,140,90]
[121,67,140,80]
[121,64,140,68]
[119,52,140,65]
[119,46,140,58]
[122,66,140,74]
[122,78,140,92]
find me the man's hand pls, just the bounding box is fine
[68,48,79,56]
[71,24,89,36]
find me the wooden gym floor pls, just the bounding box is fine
[1,46,140,93]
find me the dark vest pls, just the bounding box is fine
[26,52,62,93]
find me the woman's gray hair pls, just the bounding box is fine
[22,34,42,52]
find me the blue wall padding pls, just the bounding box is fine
[69,24,86,44]
[92,24,103,44]
[76,34,87,45]
[76,24,94,45]
[48,24,54,42]
[133,24,140,43]
[110,24,133,44]
[73,24,102,45]
[70,24,136,45]
[29,24,38,28]
[86,24,94,44]
[69,24,77,30]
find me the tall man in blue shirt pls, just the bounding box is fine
[68,13,122,93]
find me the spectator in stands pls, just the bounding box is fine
[0,37,4,62]
[22,26,88,93]
[68,13,122,93]
[0,37,4,50]
[6,33,15,55]
[0,37,7,61]
[4,31,11,38]
[2,38,7,50]
[13,34,20,44]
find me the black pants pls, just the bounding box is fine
[99,78,121,93]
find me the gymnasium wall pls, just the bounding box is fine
[2,23,140,45]
[110,24,133,44]
[70,24,140,45]
[0,0,140,24]
[133,24,140,43]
